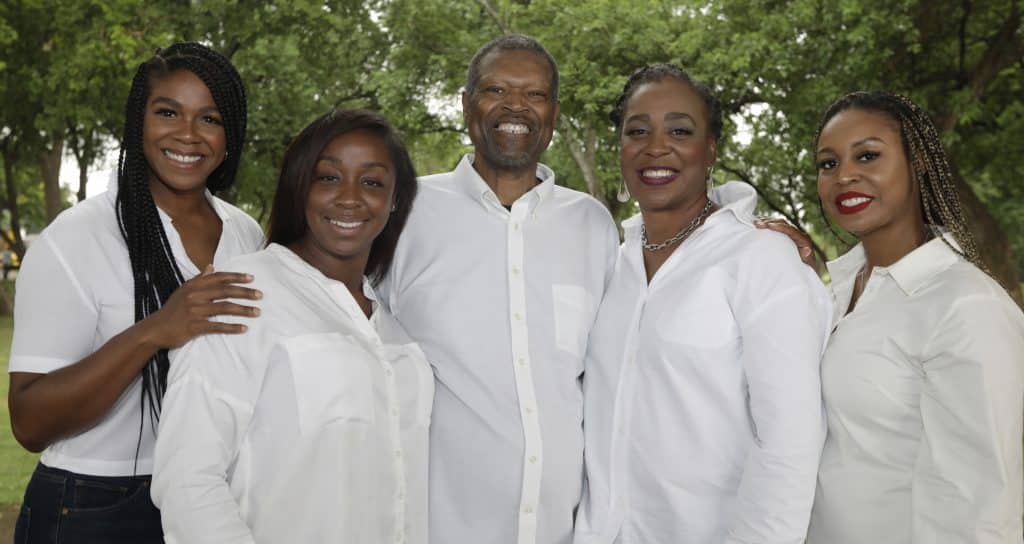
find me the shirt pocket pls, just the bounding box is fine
[552,284,595,358]
[656,276,739,349]
[283,333,376,434]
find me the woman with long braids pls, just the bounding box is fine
[800,91,1024,542]
[152,109,430,543]
[574,63,832,543]
[8,42,262,542]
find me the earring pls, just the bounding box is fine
[705,165,715,198]
[616,179,631,203]
[390,203,398,213]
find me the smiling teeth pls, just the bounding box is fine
[497,123,529,134]
[840,197,872,207]
[164,150,202,163]
[642,168,675,178]
[329,219,363,229]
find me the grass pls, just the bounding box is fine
[0,313,37,506]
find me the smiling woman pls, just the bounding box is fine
[807,91,1024,543]
[151,109,431,544]
[7,43,263,543]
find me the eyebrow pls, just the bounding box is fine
[316,156,391,170]
[816,136,888,155]
[624,112,697,124]
[150,96,220,114]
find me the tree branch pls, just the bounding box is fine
[476,0,509,33]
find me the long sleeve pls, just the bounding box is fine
[912,293,1024,542]
[726,241,830,543]
[151,334,257,544]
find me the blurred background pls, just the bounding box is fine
[1,0,1021,536]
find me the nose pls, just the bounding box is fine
[174,117,201,144]
[644,130,670,156]
[836,164,858,185]
[332,179,364,208]
[501,89,528,111]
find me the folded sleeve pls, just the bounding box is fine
[912,293,1024,542]
[151,334,257,544]
[9,234,98,373]
[726,233,831,543]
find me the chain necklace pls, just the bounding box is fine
[641,199,715,252]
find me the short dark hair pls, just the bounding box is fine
[266,109,418,286]
[609,63,722,141]
[465,34,559,101]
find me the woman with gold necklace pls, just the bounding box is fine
[574,63,832,543]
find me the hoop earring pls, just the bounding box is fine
[706,165,715,198]
[616,179,631,203]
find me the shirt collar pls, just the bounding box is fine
[453,154,556,211]
[266,242,377,302]
[826,231,962,296]
[621,180,758,241]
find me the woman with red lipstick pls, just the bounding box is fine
[8,43,262,542]
[574,63,832,543]
[152,109,430,543]
[806,91,1024,542]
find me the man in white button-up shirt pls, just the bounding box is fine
[379,35,619,544]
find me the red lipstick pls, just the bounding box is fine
[835,191,874,215]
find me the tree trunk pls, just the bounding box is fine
[951,168,1023,306]
[1,141,27,259]
[40,136,64,223]
[559,119,608,209]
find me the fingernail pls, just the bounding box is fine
[244,274,254,281]
[251,307,261,316]
[254,290,263,299]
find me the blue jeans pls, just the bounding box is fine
[13,463,163,544]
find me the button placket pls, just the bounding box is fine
[507,202,543,544]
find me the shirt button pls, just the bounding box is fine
[525,406,534,414]
[395,450,403,458]
[512,266,521,275]
[518,357,527,366]
[385,368,394,377]
[391,407,399,417]
[528,455,537,464]
[513,223,520,231]
[514,312,522,321]
[523,505,534,514]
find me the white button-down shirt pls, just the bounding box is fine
[808,236,1024,543]
[575,182,832,544]
[152,244,433,544]
[9,187,263,476]
[379,155,619,544]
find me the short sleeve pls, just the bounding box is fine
[9,234,99,374]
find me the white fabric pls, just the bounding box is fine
[152,244,432,544]
[378,154,619,544]
[808,236,1024,543]
[575,182,832,544]
[8,187,263,476]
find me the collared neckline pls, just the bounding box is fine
[452,154,556,211]
[621,180,758,242]
[265,242,377,306]
[826,231,962,297]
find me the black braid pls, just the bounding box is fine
[116,43,247,438]
[813,91,989,277]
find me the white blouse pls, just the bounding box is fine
[8,187,263,476]
[574,182,832,544]
[152,244,433,544]
[808,236,1024,543]
[379,155,619,544]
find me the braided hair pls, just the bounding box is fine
[813,91,987,275]
[609,63,722,140]
[116,42,247,428]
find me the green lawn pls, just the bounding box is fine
[0,314,37,506]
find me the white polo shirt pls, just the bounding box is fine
[152,244,433,544]
[379,155,619,544]
[808,236,1024,543]
[9,187,263,476]
[574,182,832,544]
